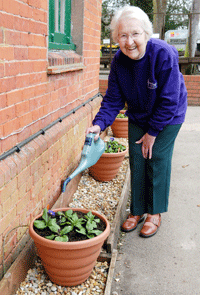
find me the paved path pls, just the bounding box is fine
[111,106,200,295]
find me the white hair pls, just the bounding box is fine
[110,6,153,43]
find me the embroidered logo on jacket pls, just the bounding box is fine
[147,79,157,89]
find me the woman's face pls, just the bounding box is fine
[117,18,148,60]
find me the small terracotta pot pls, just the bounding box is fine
[111,117,128,138]
[89,148,127,181]
[120,109,126,114]
[29,208,110,287]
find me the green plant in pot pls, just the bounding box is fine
[111,112,128,138]
[29,207,110,286]
[89,138,127,182]
[116,113,127,119]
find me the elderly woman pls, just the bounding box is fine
[86,6,187,238]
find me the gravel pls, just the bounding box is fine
[15,257,109,295]
[15,132,129,295]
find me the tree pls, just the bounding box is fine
[101,0,153,42]
[153,0,167,39]
[165,0,191,31]
[101,0,113,41]
[188,0,200,57]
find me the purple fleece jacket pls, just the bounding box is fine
[93,38,187,136]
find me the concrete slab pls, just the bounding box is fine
[111,106,200,295]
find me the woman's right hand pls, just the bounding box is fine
[86,125,101,141]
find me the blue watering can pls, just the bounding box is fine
[62,133,105,192]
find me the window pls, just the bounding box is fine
[49,0,76,50]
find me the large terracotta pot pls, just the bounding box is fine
[29,208,110,287]
[89,148,127,181]
[111,116,128,138]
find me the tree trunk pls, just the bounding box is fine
[189,0,200,57]
[153,0,167,39]
[184,0,200,74]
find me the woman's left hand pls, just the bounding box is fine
[135,133,156,159]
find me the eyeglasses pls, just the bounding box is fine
[118,31,144,42]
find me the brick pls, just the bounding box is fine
[0,62,4,78]
[2,0,19,14]
[42,169,51,187]
[14,47,28,60]
[40,0,48,10]
[2,232,17,259]
[0,94,6,108]
[11,153,23,175]
[13,150,27,171]
[19,1,32,18]
[15,74,30,88]
[29,72,47,85]
[33,34,46,47]
[26,121,41,137]
[4,157,17,179]
[27,0,41,9]
[2,193,18,215]
[0,46,14,61]
[18,181,27,199]
[5,62,20,77]
[19,112,32,128]
[20,145,35,166]
[32,8,46,22]
[29,20,47,35]
[28,47,47,60]
[0,12,14,30]
[14,16,30,32]
[34,83,47,97]
[16,191,30,215]
[0,178,17,206]
[0,168,5,189]
[0,161,12,185]
[17,221,28,240]
[15,101,30,117]
[0,106,16,124]
[1,133,17,153]
[30,157,42,175]
[5,30,21,46]
[16,127,32,144]
[33,60,47,72]
[20,32,34,47]
[22,86,35,100]
[31,178,42,199]
[3,118,20,137]
[6,89,23,106]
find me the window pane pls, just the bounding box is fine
[55,0,59,32]
[60,0,65,34]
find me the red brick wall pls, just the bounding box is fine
[99,75,200,106]
[0,0,103,278]
[183,75,200,106]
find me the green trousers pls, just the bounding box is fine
[128,122,182,215]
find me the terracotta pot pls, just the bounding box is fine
[111,117,128,138]
[120,109,126,114]
[89,148,127,181]
[29,208,110,287]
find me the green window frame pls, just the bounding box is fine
[49,0,76,50]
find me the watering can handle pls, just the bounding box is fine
[84,132,97,146]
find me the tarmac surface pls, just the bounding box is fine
[111,106,200,295]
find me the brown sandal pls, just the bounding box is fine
[140,214,161,238]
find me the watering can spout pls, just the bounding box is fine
[62,133,105,192]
